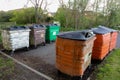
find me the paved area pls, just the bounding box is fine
[4,32,120,80]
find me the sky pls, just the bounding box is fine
[0,0,104,12]
[0,0,66,12]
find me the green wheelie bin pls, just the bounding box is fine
[45,24,60,43]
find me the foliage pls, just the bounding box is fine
[96,49,120,80]
[55,0,120,31]
[10,7,36,24]
[54,8,66,28]
[0,11,13,22]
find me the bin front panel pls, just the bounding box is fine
[46,25,60,41]
[56,37,95,76]
[109,32,118,51]
[2,29,30,51]
[92,33,110,60]
[30,28,45,46]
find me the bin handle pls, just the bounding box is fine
[89,53,92,56]
[85,32,93,38]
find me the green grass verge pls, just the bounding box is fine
[96,49,120,80]
[0,55,14,79]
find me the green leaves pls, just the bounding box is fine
[10,7,36,24]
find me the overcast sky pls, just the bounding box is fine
[0,0,103,12]
[0,0,67,12]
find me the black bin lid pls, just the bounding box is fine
[46,24,58,27]
[7,26,29,31]
[57,30,95,41]
[98,26,117,32]
[92,26,111,34]
[30,24,46,29]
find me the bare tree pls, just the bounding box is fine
[28,0,52,23]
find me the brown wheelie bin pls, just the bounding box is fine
[92,26,111,60]
[56,31,96,79]
[29,25,46,47]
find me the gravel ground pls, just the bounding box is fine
[1,32,120,80]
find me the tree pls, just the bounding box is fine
[55,0,120,30]
[0,11,13,22]
[10,7,36,24]
[28,0,51,23]
[55,0,90,30]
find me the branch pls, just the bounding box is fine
[29,0,36,6]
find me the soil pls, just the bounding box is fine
[0,55,46,80]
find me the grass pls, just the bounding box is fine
[0,55,14,79]
[96,49,120,80]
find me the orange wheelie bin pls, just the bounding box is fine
[92,26,111,60]
[98,26,118,51]
[56,31,96,79]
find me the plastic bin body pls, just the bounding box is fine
[46,24,60,42]
[97,26,118,51]
[56,31,95,77]
[110,32,118,51]
[92,26,111,60]
[30,25,46,47]
[92,33,111,60]
[2,28,30,52]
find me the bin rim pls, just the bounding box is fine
[4,26,30,31]
[57,30,95,41]
[29,24,46,29]
[92,26,111,34]
[46,24,60,27]
[98,25,118,32]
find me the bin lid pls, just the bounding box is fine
[46,24,60,27]
[92,26,111,34]
[98,26,117,32]
[30,24,46,29]
[6,26,29,31]
[57,30,95,41]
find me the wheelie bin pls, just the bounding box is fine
[56,30,96,79]
[45,24,60,43]
[29,24,46,47]
[98,26,118,51]
[1,26,30,54]
[92,26,111,60]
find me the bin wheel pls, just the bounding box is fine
[34,45,37,49]
[71,76,82,80]
[43,42,46,46]
[26,47,29,51]
[57,70,62,75]
[10,51,14,56]
[88,64,92,70]
[48,40,51,44]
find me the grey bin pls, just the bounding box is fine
[1,26,30,53]
[29,24,46,47]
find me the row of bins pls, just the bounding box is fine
[92,26,118,60]
[56,26,118,78]
[1,24,60,53]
